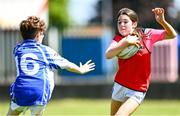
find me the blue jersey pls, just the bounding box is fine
[10,39,71,106]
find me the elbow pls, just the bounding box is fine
[167,35,177,39]
[173,32,178,38]
[105,53,114,59]
[166,32,178,39]
[106,55,111,59]
[170,33,177,39]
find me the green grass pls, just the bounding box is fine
[1,99,180,116]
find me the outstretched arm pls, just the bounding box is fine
[152,8,177,39]
[45,46,95,74]
[66,60,95,74]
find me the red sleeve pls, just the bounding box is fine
[113,35,123,42]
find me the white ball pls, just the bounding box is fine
[117,36,140,59]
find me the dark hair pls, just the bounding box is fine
[117,8,138,23]
[20,16,46,40]
[117,8,143,38]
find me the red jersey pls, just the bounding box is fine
[113,28,165,92]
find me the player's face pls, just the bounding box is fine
[117,15,137,37]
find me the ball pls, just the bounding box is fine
[117,36,140,59]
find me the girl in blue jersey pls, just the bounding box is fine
[7,16,95,116]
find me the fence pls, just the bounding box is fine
[0,29,179,85]
[58,26,115,85]
[0,30,20,84]
[151,38,178,82]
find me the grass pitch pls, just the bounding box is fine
[1,99,180,115]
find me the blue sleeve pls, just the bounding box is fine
[45,46,71,69]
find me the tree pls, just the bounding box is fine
[49,0,69,30]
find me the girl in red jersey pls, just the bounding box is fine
[105,8,177,116]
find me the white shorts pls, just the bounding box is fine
[10,101,46,115]
[112,82,146,104]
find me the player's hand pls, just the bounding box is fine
[125,35,140,47]
[79,60,95,74]
[152,8,165,24]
